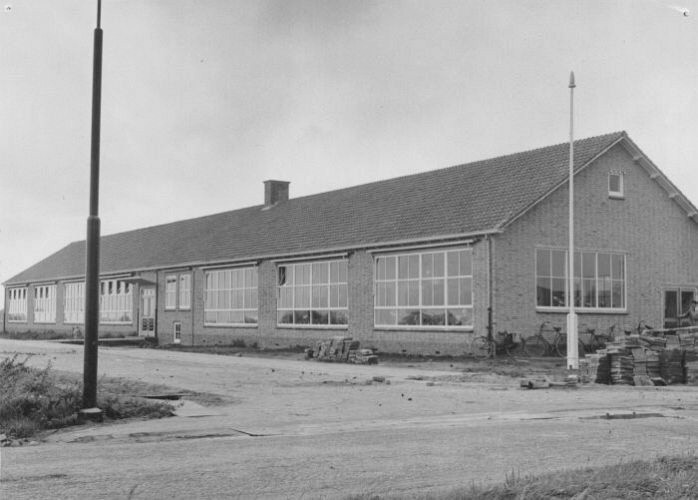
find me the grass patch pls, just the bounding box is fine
[347,454,698,499]
[0,355,174,439]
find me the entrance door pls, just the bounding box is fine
[140,287,156,337]
[664,288,695,328]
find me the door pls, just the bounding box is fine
[140,287,156,337]
[664,288,695,328]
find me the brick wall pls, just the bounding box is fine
[492,143,698,337]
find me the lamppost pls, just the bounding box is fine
[566,71,579,370]
[82,0,103,414]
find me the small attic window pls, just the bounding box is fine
[609,172,624,198]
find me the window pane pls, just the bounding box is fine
[375,309,396,326]
[551,250,566,278]
[385,256,396,280]
[612,255,624,280]
[408,255,419,278]
[537,278,551,307]
[582,252,596,278]
[278,311,294,324]
[294,310,310,324]
[681,290,695,316]
[433,279,445,306]
[460,278,472,306]
[311,310,329,325]
[537,249,550,278]
[598,278,611,308]
[422,254,433,278]
[583,279,596,307]
[433,253,444,277]
[422,309,445,326]
[447,251,460,276]
[398,256,410,279]
[422,279,434,306]
[447,308,472,326]
[312,262,328,284]
[612,281,624,309]
[330,310,348,325]
[552,278,566,307]
[398,309,419,325]
[609,173,621,193]
[598,254,611,278]
[459,250,471,276]
[447,278,460,306]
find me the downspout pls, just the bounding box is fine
[190,269,195,346]
[486,235,494,340]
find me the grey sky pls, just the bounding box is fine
[1,0,697,299]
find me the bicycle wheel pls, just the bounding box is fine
[523,336,548,357]
[505,336,525,357]
[555,336,585,358]
[470,336,494,359]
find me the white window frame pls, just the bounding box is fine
[535,248,626,313]
[165,274,177,310]
[7,287,28,323]
[33,284,57,324]
[64,282,85,324]
[374,248,473,329]
[204,267,258,326]
[178,274,191,310]
[99,279,133,324]
[277,259,348,327]
[609,172,624,198]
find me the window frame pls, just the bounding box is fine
[204,267,258,326]
[609,172,624,198]
[276,259,349,328]
[7,287,28,323]
[99,279,133,324]
[374,247,474,330]
[165,274,178,310]
[535,247,627,313]
[33,284,57,324]
[64,281,85,324]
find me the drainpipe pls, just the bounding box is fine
[487,235,494,339]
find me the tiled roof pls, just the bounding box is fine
[5,131,626,285]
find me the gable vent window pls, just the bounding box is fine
[609,172,624,198]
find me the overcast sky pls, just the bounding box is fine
[1,0,698,299]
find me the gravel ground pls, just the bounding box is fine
[1,338,698,499]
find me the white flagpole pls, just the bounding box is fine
[567,71,579,369]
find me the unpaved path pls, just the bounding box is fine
[1,339,698,499]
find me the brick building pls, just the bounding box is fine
[4,132,698,354]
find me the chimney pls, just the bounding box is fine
[263,180,290,207]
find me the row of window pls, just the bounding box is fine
[8,279,134,324]
[6,246,631,328]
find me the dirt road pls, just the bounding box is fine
[1,339,698,498]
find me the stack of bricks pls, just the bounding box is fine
[578,354,610,384]
[660,349,685,384]
[306,336,378,365]
[609,355,635,385]
[685,360,698,385]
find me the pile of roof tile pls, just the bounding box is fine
[578,328,698,386]
[305,336,378,365]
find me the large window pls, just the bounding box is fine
[165,273,192,311]
[204,267,258,325]
[100,279,133,323]
[375,248,473,328]
[536,248,625,310]
[277,260,348,326]
[7,288,27,322]
[165,275,178,310]
[34,285,57,323]
[64,282,85,324]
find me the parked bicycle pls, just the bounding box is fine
[577,324,615,354]
[470,330,524,359]
[523,321,583,357]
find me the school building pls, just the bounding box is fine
[4,131,698,354]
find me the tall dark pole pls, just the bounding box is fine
[83,0,103,409]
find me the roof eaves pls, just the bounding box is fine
[618,137,698,223]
